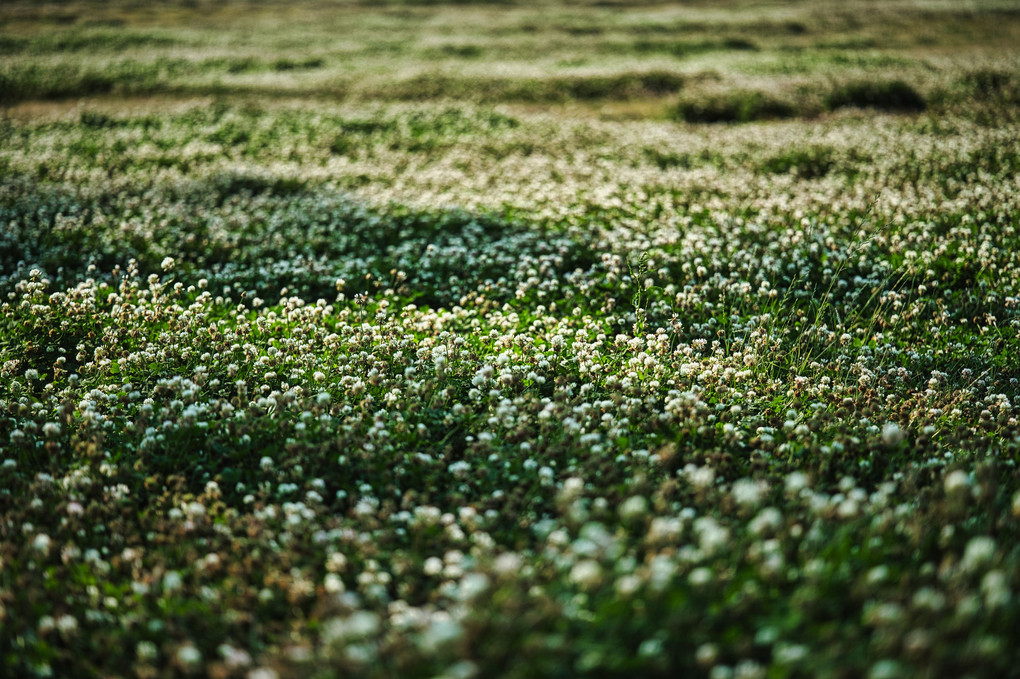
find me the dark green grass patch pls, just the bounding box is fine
[825,79,927,112]
[0,28,185,55]
[673,89,801,123]
[627,36,759,58]
[756,145,872,180]
[329,108,519,156]
[377,71,685,103]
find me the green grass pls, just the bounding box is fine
[1,1,1020,678]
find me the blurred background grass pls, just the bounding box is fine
[1,0,1018,123]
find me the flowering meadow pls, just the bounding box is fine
[2,1,1020,677]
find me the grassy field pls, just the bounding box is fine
[2,1,1020,677]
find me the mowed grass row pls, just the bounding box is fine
[2,1,1020,677]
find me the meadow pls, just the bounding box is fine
[2,1,1020,677]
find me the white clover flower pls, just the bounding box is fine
[684,464,715,490]
[709,664,734,679]
[419,616,463,652]
[326,551,348,572]
[773,643,808,665]
[867,660,904,679]
[638,638,663,658]
[55,614,78,635]
[981,570,1012,609]
[911,587,946,612]
[184,501,205,518]
[749,507,782,536]
[648,554,676,591]
[881,422,904,446]
[695,643,719,667]
[734,660,766,679]
[219,644,252,669]
[456,572,489,601]
[864,602,904,626]
[694,517,729,556]
[324,573,345,594]
[689,567,713,587]
[31,533,51,554]
[161,257,176,272]
[647,516,683,543]
[248,666,282,679]
[163,571,183,592]
[492,552,522,576]
[866,565,889,585]
[943,469,971,495]
[175,643,201,666]
[471,365,493,386]
[731,478,766,507]
[615,573,642,596]
[569,559,603,589]
[836,497,859,519]
[345,611,382,642]
[618,495,648,523]
[961,536,997,573]
[443,660,479,679]
[137,641,158,660]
